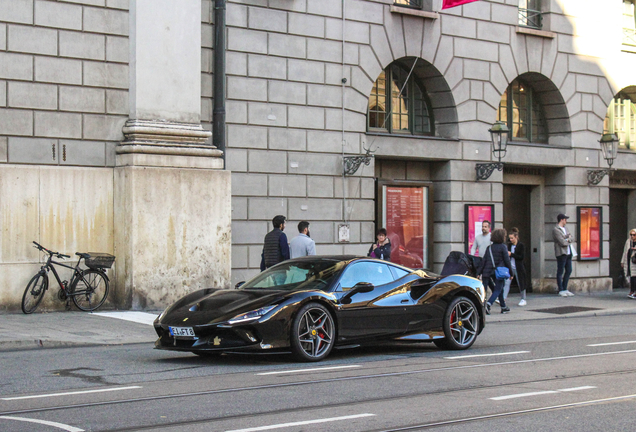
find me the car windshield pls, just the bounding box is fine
[241,260,347,291]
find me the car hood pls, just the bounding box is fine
[159,288,289,326]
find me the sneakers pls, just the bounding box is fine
[628,293,636,299]
[565,290,575,296]
[484,302,491,315]
[518,299,527,306]
[559,290,569,297]
[501,306,510,314]
[495,299,500,304]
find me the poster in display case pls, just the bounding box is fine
[465,204,494,256]
[577,206,602,260]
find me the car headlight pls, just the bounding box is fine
[228,305,277,324]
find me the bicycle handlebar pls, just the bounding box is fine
[32,241,70,259]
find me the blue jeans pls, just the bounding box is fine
[556,254,572,292]
[487,276,506,307]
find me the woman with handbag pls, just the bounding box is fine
[622,228,636,298]
[503,228,528,306]
[477,228,513,315]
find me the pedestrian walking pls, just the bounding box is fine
[477,228,513,314]
[289,221,316,259]
[470,220,492,257]
[503,228,528,306]
[260,215,290,271]
[622,228,636,298]
[470,220,495,297]
[552,213,575,297]
[368,228,391,261]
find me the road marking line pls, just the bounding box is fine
[378,394,636,431]
[257,365,361,375]
[491,386,596,401]
[445,351,529,359]
[0,416,84,432]
[225,413,375,432]
[1,386,142,401]
[588,340,636,347]
[91,311,158,326]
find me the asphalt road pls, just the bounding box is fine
[1,314,636,432]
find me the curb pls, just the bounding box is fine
[485,307,636,323]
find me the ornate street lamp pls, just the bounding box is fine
[343,145,375,176]
[587,133,619,185]
[476,121,510,180]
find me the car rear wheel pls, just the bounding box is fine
[434,296,479,350]
[290,302,335,362]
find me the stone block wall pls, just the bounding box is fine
[0,0,129,167]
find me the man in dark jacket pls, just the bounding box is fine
[260,215,290,271]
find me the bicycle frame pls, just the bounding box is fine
[41,255,96,297]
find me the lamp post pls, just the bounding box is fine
[476,120,510,181]
[587,133,619,186]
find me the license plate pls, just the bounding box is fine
[169,326,195,337]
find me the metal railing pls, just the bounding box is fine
[624,28,636,46]
[519,8,542,29]
[394,0,422,9]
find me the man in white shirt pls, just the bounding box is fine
[470,220,492,257]
[552,213,575,297]
[290,221,316,259]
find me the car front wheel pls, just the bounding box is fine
[434,296,479,350]
[290,302,335,362]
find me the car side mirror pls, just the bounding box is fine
[235,281,245,289]
[340,282,374,304]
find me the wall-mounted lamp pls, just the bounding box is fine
[343,146,375,176]
[587,133,619,186]
[476,121,510,181]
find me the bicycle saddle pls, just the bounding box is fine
[76,252,91,259]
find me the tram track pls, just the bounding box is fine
[3,364,636,431]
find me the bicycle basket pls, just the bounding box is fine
[85,253,116,269]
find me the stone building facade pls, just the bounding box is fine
[224,0,636,292]
[1,0,636,311]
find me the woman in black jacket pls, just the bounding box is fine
[477,228,513,314]
[368,228,391,261]
[503,228,528,306]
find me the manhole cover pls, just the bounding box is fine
[530,306,602,315]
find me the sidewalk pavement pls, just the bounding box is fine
[1,289,636,351]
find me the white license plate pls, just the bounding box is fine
[169,326,195,337]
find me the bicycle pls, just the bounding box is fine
[22,241,115,314]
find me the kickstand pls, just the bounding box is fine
[65,299,72,311]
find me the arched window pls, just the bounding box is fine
[604,91,636,149]
[497,78,548,143]
[368,63,434,136]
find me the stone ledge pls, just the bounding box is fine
[516,26,556,39]
[532,277,613,294]
[390,5,439,19]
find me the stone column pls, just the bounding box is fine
[115,0,231,309]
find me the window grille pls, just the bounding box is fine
[497,79,548,144]
[519,0,542,29]
[624,0,636,46]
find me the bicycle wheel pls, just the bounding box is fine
[22,273,48,314]
[70,269,109,312]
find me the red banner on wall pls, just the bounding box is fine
[384,186,427,269]
[442,0,480,9]
[579,207,601,260]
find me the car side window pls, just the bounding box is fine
[338,262,395,290]
[389,266,410,280]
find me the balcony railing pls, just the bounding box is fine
[394,0,422,9]
[624,28,636,46]
[519,8,542,29]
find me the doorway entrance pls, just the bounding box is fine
[503,184,533,292]
[610,189,629,288]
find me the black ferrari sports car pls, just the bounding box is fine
[154,256,486,362]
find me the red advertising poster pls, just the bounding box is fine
[578,207,602,260]
[465,205,493,256]
[383,186,427,269]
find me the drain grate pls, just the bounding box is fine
[530,306,602,315]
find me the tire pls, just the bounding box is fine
[433,296,479,350]
[21,273,48,314]
[70,269,109,312]
[290,302,335,362]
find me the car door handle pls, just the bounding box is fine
[401,299,409,304]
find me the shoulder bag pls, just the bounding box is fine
[489,246,510,280]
